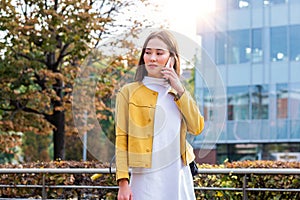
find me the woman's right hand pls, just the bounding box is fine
[118,179,133,200]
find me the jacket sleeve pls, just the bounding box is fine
[175,90,205,135]
[115,88,130,181]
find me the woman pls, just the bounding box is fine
[115,30,204,200]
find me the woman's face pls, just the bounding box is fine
[143,37,170,78]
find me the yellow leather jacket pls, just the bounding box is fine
[115,81,204,181]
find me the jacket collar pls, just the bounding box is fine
[137,81,180,100]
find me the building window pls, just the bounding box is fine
[251,29,263,63]
[270,26,287,62]
[229,0,250,9]
[203,88,214,120]
[228,30,251,64]
[265,0,287,5]
[251,85,269,119]
[228,86,249,120]
[276,83,288,119]
[290,83,300,138]
[215,29,262,65]
[289,83,300,119]
[290,25,300,62]
[215,32,226,65]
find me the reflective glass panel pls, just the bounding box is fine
[250,85,269,119]
[270,26,287,62]
[228,30,250,64]
[276,83,288,118]
[290,82,300,138]
[228,0,251,9]
[289,82,300,119]
[215,32,226,65]
[269,0,287,4]
[228,86,249,120]
[252,29,263,63]
[264,0,287,5]
[204,88,213,120]
[290,25,300,62]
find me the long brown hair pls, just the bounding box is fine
[134,30,181,82]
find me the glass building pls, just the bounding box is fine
[194,0,300,164]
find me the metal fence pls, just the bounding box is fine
[1,168,300,199]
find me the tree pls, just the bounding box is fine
[0,131,23,163]
[0,0,151,160]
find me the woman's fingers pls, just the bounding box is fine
[162,68,176,79]
[161,68,184,94]
[161,67,177,81]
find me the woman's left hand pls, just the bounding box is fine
[161,67,185,97]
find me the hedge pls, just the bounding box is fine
[0,160,299,199]
[0,160,116,199]
[195,160,300,200]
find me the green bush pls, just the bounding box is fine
[0,160,299,199]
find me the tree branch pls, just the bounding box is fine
[15,52,47,66]
[54,0,58,11]
[22,106,50,117]
[0,100,49,118]
[56,43,71,66]
[34,72,46,90]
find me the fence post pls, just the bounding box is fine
[42,173,47,199]
[242,174,248,200]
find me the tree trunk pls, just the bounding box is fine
[52,73,65,160]
[45,76,65,160]
[46,52,66,160]
[52,110,65,160]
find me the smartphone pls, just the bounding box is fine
[165,57,174,68]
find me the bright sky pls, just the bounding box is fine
[151,0,216,39]
[1,0,217,59]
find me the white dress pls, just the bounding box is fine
[129,76,196,200]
